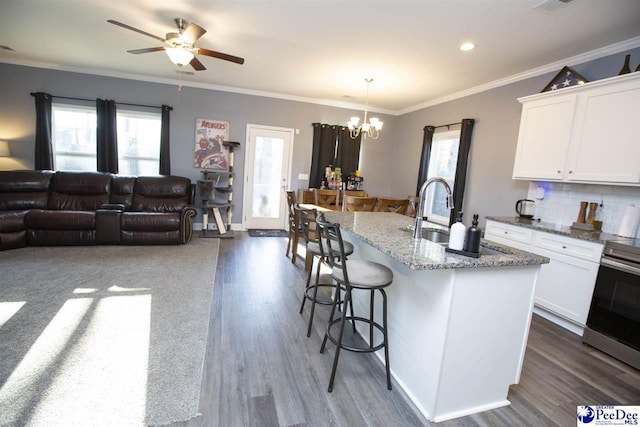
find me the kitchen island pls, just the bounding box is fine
[322,211,548,423]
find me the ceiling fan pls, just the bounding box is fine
[107,18,244,71]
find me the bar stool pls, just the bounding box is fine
[317,218,394,392]
[295,205,354,337]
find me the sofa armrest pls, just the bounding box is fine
[180,206,197,244]
[100,203,125,210]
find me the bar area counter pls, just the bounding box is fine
[322,211,548,423]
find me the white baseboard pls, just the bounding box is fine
[533,305,585,336]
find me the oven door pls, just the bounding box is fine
[586,257,640,351]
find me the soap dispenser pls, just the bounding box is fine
[448,211,466,251]
[463,214,482,254]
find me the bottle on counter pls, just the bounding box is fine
[463,214,482,254]
[448,211,466,251]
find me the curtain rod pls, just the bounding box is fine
[30,93,173,111]
[433,121,462,130]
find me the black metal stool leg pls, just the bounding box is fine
[306,258,323,337]
[370,289,375,347]
[381,288,392,390]
[299,256,314,313]
[328,287,351,392]
[320,280,341,354]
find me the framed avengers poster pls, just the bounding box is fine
[194,118,229,170]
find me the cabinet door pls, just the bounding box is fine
[533,246,599,325]
[567,80,640,184]
[512,95,576,181]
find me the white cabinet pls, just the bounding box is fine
[513,72,640,185]
[512,94,576,180]
[485,220,603,334]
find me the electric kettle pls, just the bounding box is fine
[515,199,535,219]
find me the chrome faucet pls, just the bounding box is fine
[413,177,454,239]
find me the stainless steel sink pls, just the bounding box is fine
[421,228,450,244]
[414,227,510,256]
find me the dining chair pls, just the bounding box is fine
[378,197,411,215]
[314,189,340,210]
[342,196,377,212]
[285,190,303,263]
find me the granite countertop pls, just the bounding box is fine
[485,216,627,244]
[323,212,549,271]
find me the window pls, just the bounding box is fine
[116,109,161,175]
[51,104,162,174]
[52,104,97,171]
[424,130,460,225]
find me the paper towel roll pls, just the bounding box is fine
[617,204,640,237]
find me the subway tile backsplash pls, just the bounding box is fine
[526,182,640,238]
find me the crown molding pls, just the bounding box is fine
[397,35,640,115]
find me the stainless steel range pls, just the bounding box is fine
[583,238,640,370]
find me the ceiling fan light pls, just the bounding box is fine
[166,48,194,66]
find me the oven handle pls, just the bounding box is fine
[601,257,640,276]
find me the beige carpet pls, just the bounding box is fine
[0,238,219,426]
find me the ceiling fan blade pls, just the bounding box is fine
[127,47,166,54]
[181,23,207,44]
[190,57,206,71]
[197,48,245,65]
[107,19,166,43]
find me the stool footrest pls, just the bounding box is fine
[326,316,386,353]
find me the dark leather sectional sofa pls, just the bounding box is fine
[0,170,197,251]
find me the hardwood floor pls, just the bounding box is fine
[179,232,640,427]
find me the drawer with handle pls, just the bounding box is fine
[534,232,603,263]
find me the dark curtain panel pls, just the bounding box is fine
[416,125,435,196]
[33,92,54,170]
[159,105,173,175]
[448,118,475,225]
[309,123,339,188]
[335,127,362,176]
[96,98,118,173]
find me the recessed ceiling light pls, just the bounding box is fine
[460,42,475,52]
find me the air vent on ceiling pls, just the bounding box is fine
[0,45,15,51]
[533,0,574,12]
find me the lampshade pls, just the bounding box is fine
[165,48,195,66]
[0,140,10,157]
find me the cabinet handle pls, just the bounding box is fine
[504,231,508,234]
[562,245,567,249]
[557,170,561,174]
[569,170,573,174]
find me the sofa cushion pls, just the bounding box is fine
[27,229,95,246]
[0,170,53,210]
[121,212,181,231]
[48,172,112,211]
[131,176,190,212]
[26,209,96,230]
[110,176,135,209]
[0,211,27,232]
[0,230,27,250]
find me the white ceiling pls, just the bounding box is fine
[1,0,640,114]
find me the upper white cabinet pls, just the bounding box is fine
[513,72,640,185]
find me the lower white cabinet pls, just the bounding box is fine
[485,220,603,334]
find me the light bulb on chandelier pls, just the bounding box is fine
[347,78,383,140]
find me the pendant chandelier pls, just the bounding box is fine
[347,78,383,140]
